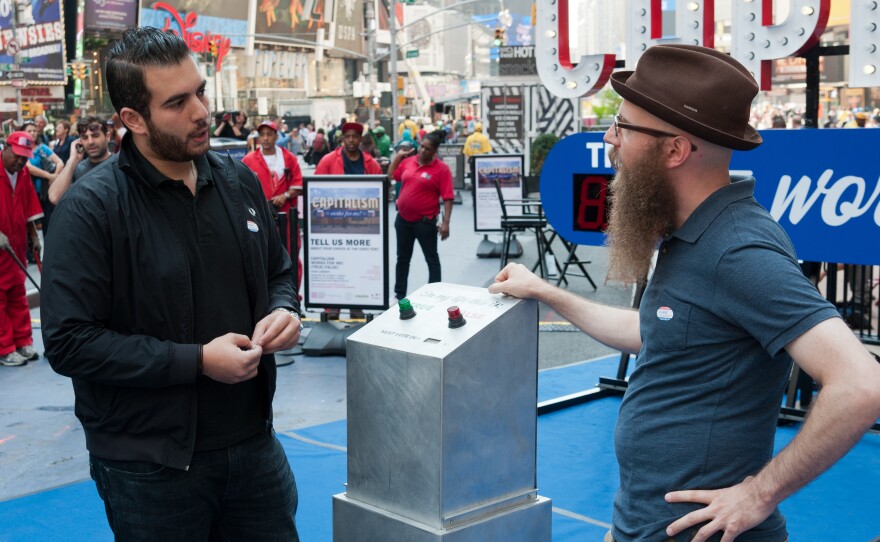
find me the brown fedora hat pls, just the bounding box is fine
[610,44,762,151]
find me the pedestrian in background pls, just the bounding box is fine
[462,122,492,158]
[0,131,43,366]
[243,120,304,290]
[48,116,113,206]
[387,131,453,301]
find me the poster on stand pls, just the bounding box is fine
[472,154,524,232]
[437,144,466,190]
[303,175,389,310]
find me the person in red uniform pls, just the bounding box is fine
[0,132,44,366]
[314,121,383,319]
[387,131,454,301]
[242,120,304,288]
[314,122,383,175]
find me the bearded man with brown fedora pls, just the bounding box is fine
[489,44,880,542]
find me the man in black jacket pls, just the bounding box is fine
[42,27,303,541]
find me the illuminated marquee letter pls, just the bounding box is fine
[627,0,715,66]
[535,0,615,98]
[850,0,880,87]
[731,0,830,91]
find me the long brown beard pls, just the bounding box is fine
[605,143,677,286]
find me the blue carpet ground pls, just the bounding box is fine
[1,355,878,541]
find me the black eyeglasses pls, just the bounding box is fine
[614,114,697,152]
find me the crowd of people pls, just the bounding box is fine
[750,103,880,130]
[212,111,488,169]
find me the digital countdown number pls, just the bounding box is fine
[572,174,612,233]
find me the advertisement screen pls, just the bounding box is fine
[85,0,138,31]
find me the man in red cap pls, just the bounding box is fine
[488,44,880,542]
[1,131,44,366]
[314,122,383,176]
[243,120,304,287]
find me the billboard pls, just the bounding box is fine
[140,1,247,70]
[331,0,364,57]
[254,0,330,47]
[0,0,66,85]
[85,0,139,32]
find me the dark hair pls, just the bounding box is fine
[105,27,194,121]
[422,131,443,149]
[76,116,108,135]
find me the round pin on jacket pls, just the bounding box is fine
[247,220,259,232]
[656,306,674,321]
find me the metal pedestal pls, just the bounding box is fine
[334,282,551,541]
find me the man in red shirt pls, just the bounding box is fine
[314,122,383,175]
[1,132,44,366]
[242,120,304,287]
[387,131,454,300]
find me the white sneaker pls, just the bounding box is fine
[17,345,39,361]
[1,351,28,366]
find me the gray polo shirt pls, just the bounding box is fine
[612,177,839,542]
[73,157,105,182]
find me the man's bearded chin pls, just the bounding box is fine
[604,144,677,286]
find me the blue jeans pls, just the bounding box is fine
[394,214,441,299]
[90,429,299,542]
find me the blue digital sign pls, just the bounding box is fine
[541,129,880,265]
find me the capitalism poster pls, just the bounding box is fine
[304,177,389,310]
[472,154,524,232]
[0,0,66,84]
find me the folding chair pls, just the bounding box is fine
[493,178,555,278]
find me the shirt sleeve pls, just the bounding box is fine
[439,163,455,200]
[393,158,408,182]
[286,152,303,188]
[714,243,840,357]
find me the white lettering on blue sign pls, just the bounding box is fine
[771,170,880,227]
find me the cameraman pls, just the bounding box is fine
[214,111,248,141]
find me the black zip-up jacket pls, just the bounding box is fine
[41,138,298,470]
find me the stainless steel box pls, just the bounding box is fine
[334,282,551,541]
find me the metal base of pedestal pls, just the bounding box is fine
[475,235,523,258]
[332,493,552,542]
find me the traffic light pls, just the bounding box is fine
[493,28,505,47]
[69,62,89,80]
[209,41,218,61]
[531,3,537,25]
[21,102,44,119]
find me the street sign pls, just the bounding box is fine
[11,79,27,88]
[406,50,419,58]
[6,39,19,56]
[4,71,25,80]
